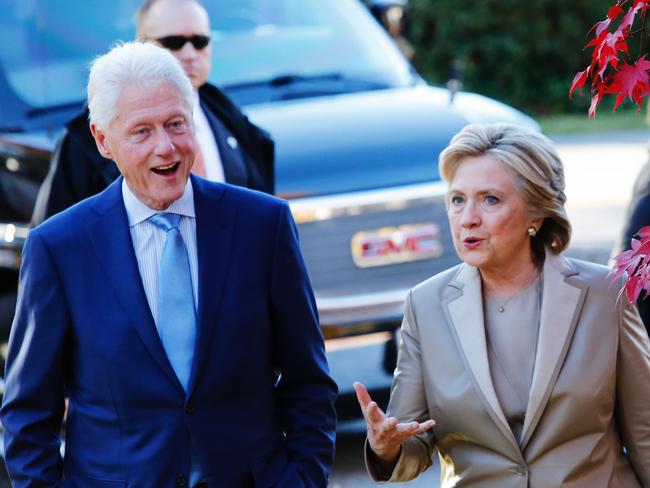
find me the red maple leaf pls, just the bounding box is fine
[570,68,590,97]
[608,4,624,20]
[573,0,650,114]
[609,55,650,110]
[618,1,644,31]
[610,225,650,303]
[595,30,627,79]
[589,86,607,118]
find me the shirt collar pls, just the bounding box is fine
[193,89,200,106]
[122,177,196,227]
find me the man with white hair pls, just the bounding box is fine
[32,0,274,225]
[2,42,336,488]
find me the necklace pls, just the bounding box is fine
[497,295,515,313]
[497,302,509,314]
[494,275,541,313]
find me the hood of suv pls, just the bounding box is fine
[245,84,538,198]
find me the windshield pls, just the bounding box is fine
[0,0,414,122]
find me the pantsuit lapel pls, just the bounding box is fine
[520,253,586,448]
[445,254,588,453]
[446,264,520,452]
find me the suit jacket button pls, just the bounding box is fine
[176,474,187,486]
[185,404,196,415]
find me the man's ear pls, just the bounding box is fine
[90,122,113,160]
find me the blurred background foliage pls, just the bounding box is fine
[407,0,615,116]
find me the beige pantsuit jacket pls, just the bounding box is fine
[367,253,650,487]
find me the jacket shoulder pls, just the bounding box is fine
[196,178,285,219]
[33,180,119,237]
[562,255,612,291]
[29,199,96,250]
[410,263,464,302]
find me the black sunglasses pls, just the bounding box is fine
[155,35,210,51]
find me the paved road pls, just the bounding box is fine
[557,130,647,261]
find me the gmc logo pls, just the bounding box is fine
[351,223,443,268]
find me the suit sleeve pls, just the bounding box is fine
[0,232,68,487]
[615,295,650,486]
[268,201,337,487]
[365,290,436,482]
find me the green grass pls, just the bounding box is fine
[539,105,648,135]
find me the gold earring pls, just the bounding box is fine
[528,226,537,237]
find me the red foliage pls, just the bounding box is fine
[610,226,650,302]
[572,0,650,117]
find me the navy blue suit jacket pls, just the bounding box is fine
[2,175,337,487]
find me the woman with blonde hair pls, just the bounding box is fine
[355,123,650,487]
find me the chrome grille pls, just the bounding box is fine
[297,200,458,296]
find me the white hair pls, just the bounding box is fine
[87,41,194,129]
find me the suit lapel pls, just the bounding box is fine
[187,176,236,394]
[446,264,520,451]
[86,178,181,388]
[520,253,586,448]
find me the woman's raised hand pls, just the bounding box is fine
[353,382,435,468]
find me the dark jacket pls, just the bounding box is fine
[31,82,274,225]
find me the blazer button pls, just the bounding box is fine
[515,465,527,476]
[185,404,196,415]
[176,474,187,486]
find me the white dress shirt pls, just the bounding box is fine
[193,91,225,183]
[121,179,199,327]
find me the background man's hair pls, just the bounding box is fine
[136,0,203,39]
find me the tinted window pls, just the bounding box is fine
[211,0,413,89]
[0,0,413,115]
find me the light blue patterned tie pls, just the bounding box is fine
[149,213,202,485]
[148,212,197,391]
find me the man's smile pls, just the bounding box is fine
[151,162,181,176]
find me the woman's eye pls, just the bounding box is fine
[484,195,499,205]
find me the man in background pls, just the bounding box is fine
[32,0,273,225]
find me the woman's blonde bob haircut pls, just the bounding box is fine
[439,123,571,264]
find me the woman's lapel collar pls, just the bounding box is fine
[520,250,587,448]
[446,263,519,450]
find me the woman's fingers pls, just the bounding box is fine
[393,419,436,436]
[366,400,386,424]
[354,382,386,425]
[417,419,436,433]
[382,416,398,432]
[353,381,371,408]
[354,381,437,455]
